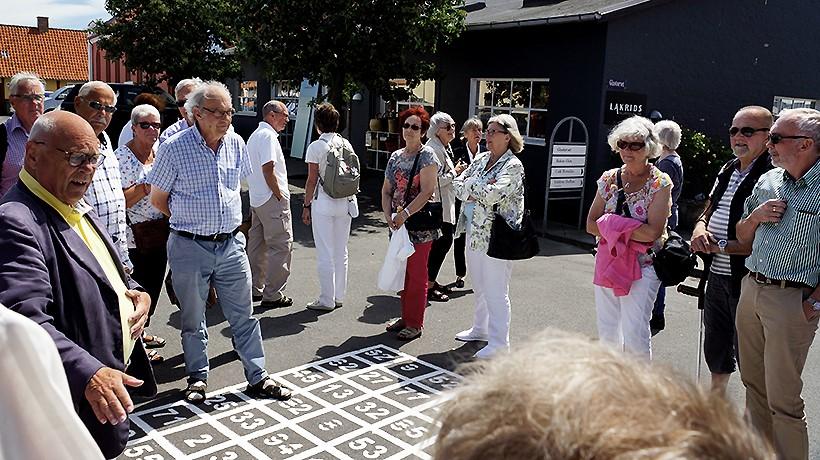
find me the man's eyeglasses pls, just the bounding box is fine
[616,140,646,151]
[11,93,45,103]
[201,106,236,118]
[729,126,768,137]
[402,123,421,131]
[34,141,103,167]
[137,122,162,130]
[767,133,813,144]
[87,100,117,113]
[486,128,508,136]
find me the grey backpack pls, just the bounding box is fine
[319,135,360,198]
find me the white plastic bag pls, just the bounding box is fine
[377,216,415,292]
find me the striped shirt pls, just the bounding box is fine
[707,165,753,275]
[743,159,820,287]
[84,132,132,271]
[0,114,28,197]
[147,124,251,235]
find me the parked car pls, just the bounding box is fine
[60,83,180,141]
[44,85,77,112]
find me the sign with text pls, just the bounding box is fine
[551,156,585,167]
[552,144,587,156]
[604,91,647,125]
[550,178,584,189]
[550,167,584,178]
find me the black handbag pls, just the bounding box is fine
[615,169,695,285]
[486,162,539,260]
[402,151,443,232]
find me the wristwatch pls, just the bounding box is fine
[808,297,820,312]
[717,239,728,254]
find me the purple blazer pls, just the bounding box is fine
[0,181,157,458]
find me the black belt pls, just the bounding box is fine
[748,272,810,290]
[173,228,239,242]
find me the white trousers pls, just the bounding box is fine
[594,265,661,360]
[311,195,352,306]
[466,227,514,353]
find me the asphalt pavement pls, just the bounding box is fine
[138,162,819,458]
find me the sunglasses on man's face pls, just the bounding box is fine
[616,140,646,151]
[137,122,162,130]
[767,133,813,144]
[87,100,117,113]
[402,123,421,131]
[729,126,768,137]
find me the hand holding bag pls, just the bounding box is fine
[402,151,443,232]
[486,161,539,260]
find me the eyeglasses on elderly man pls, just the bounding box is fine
[32,141,104,167]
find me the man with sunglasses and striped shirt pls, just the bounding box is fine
[735,108,820,460]
[690,106,773,395]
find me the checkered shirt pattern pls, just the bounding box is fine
[84,131,132,271]
[147,125,251,235]
[159,118,190,145]
[1,114,29,197]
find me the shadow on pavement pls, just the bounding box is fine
[360,295,401,325]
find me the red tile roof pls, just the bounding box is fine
[0,24,87,80]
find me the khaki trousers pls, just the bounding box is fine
[736,275,818,460]
[248,195,293,301]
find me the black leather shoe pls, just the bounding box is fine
[261,296,293,309]
[650,313,665,336]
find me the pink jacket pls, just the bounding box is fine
[593,214,653,296]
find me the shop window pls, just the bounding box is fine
[470,78,549,144]
[238,80,257,114]
[772,95,819,116]
[272,80,300,154]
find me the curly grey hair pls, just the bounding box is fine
[607,115,662,159]
[427,111,456,140]
[184,80,231,117]
[654,120,682,151]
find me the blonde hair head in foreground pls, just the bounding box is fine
[434,329,774,460]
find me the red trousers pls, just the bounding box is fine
[401,241,432,329]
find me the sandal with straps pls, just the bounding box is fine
[246,377,292,401]
[427,289,449,302]
[147,349,164,363]
[386,318,406,332]
[184,379,207,404]
[143,334,166,349]
[397,327,422,341]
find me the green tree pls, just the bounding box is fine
[89,0,241,87]
[236,0,466,110]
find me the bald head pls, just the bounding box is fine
[25,111,100,205]
[735,106,773,127]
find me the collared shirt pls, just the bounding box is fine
[147,124,251,235]
[246,121,289,207]
[744,158,820,287]
[1,114,30,197]
[84,132,132,271]
[159,118,190,145]
[708,161,754,275]
[19,169,136,362]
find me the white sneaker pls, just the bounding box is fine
[334,300,343,308]
[306,300,335,312]
[473,345,507,360]
[454,328,488,342]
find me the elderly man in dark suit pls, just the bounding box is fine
[0,111,157,459]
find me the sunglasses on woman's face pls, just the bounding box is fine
[616,140,646,151]
[402,123,421,131]
[137,122,162,130]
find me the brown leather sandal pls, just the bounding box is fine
[386,319,406,332]
[397,327,422,341]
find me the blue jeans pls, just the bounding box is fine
[167,231,267,385]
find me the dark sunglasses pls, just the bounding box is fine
[616,140,646,151]
[137,122,162,130]
[402,123,421,131]
[729,126,768,137]
[34,141,103,167]
[87,100,117,113]
[767,133,812,144]
[439,122,455,131]
[176,99,187,106]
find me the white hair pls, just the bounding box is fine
[460,116,483,134]
[78,81,117,105]
[174,78,203,99]
[9,72,45,95]
[607,115,662,159]
[654,120,682,150]
[488,113,524,153]
[777,108,820,148]
[427,111,456,139]
[130,104,161,125]
[184,80,231,118]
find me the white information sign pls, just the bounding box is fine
[551,156,585,167]
[552,144,587,156]
[550,167,584,178]
[550,178,584,189]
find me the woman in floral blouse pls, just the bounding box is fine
[452,114,525,359]
[586,115,672,360]
[381,106,438,341]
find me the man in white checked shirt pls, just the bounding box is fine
[690,106,773,395]
[147,81,291,404]
[75,81,133,272]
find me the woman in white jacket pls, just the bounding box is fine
[453,114,526,359]
[426,112,467,302]
[302,103,358,311]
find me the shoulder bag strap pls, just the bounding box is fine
[615,168,632,218]
[402,150,422,208]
